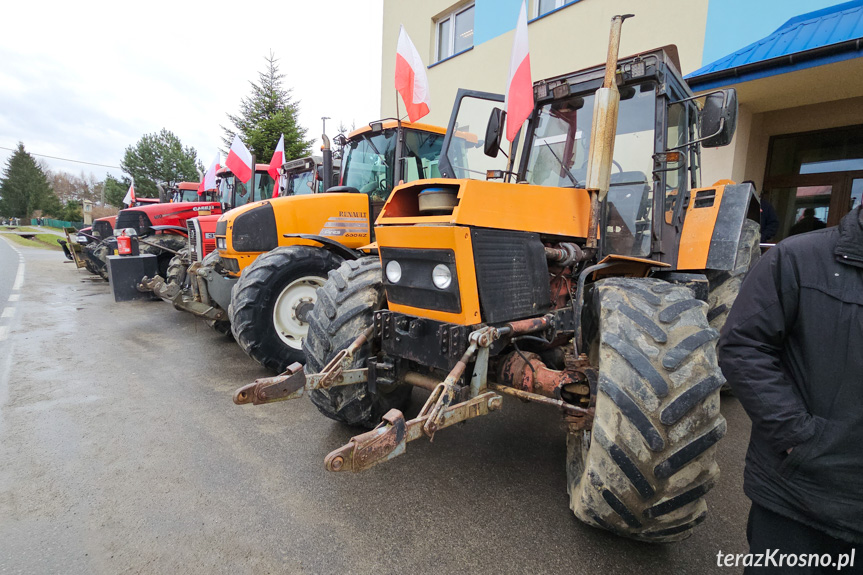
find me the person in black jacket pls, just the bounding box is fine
[718,206,863,570]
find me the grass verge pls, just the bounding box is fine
[1,231,63,250]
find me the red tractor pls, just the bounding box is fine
[82,183,221,281]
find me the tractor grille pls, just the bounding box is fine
[471,228,551,323]
[187,221,199,262]
[116,210,152,236]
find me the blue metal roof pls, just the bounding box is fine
[687,0,863,86]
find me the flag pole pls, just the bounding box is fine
[395,90,404,184]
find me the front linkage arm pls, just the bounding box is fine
[233,326,374,405]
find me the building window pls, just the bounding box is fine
[534,0,573,18]
[436,3,474,62]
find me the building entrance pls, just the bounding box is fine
[763,125,863,242]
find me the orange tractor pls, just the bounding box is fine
[236,16,760,542]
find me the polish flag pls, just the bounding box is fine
[395,25,430,123]
[504,1,533,142]
[122,183,136,206]
[226,134,253,184]
[268,134,285,192]
[199,153,220,195]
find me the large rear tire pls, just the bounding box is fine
[706,219,761,332]
[230,246,343,373]
[706,218,760,392]
[303,257,412,428]
[567,277,726,543]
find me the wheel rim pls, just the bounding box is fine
[272,275,326,348]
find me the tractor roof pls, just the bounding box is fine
[176,182,201,191]
[348,121,447,139]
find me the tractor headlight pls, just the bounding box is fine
[432,264,452,289]
[216,237,227,250]
[385,260,402,283]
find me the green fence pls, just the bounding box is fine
[31,218,85,230]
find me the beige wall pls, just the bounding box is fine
[703,95,863,192]
[382,0,710,128]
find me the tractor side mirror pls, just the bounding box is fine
[484,107,505,158]
[700,88,737,148]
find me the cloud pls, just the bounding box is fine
[0,0,383,180]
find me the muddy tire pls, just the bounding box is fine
[230,246,343,373]
[706,219,760,332]
[706,219,760,392]
[567,277,726,543]
[166,247,191,289]
[303,257,412,428]
[142,235,186,279]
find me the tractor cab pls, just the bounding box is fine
[334,120,447,220]
[171,181,208,203]
[278,156,341,197]
[433,46,742,267]
[216,165,275,210]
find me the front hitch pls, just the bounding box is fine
[233,326,375,406]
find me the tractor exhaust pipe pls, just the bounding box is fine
[321,133,333,193]
[584,14,633,250]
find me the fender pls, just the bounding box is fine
[677,180,760,271]
[282,233,363,261]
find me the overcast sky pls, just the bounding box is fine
[0,0,384,181]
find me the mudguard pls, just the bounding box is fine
[677,180,760,271]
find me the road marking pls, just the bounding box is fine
[12,264,24,291]
[0,326,7,341]
[1,308,12,319]
[8,294,19,302]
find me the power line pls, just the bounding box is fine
[0,145,121,170]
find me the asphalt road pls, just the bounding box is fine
[0,239,754,574]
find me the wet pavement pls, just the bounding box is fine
[0,239,753,574]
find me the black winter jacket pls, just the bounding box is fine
[718,206,863,544]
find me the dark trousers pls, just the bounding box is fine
[745,503,861,574]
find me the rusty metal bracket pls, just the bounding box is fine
[324,392,503,473]
[233,362,307,405]
[233,364,370,406]
[306,326,373,390]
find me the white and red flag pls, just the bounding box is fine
[199,153,221,195]
[226,134,253,183]
[504,1,533,142]
[395,25,431,123]
[268,134,285,187]
[122,183,136,206]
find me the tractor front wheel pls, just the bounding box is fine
[303,257,412,428]
[165,247,191,289]
[567,277,725,542]
[230,246,343,373]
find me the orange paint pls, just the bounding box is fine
[375,225,481,326]
[677,184,726,270]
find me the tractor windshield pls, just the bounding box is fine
[342,130,398,201]
[342,128,445,201]
[525,83,657,256]
[233,172,276,206]
[172,189,199,202]
[288,170,316,195]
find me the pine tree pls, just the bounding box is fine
[221,51,313,162]
[103,173,132,208]
[120,129,201,199]
[0,143,55,218]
